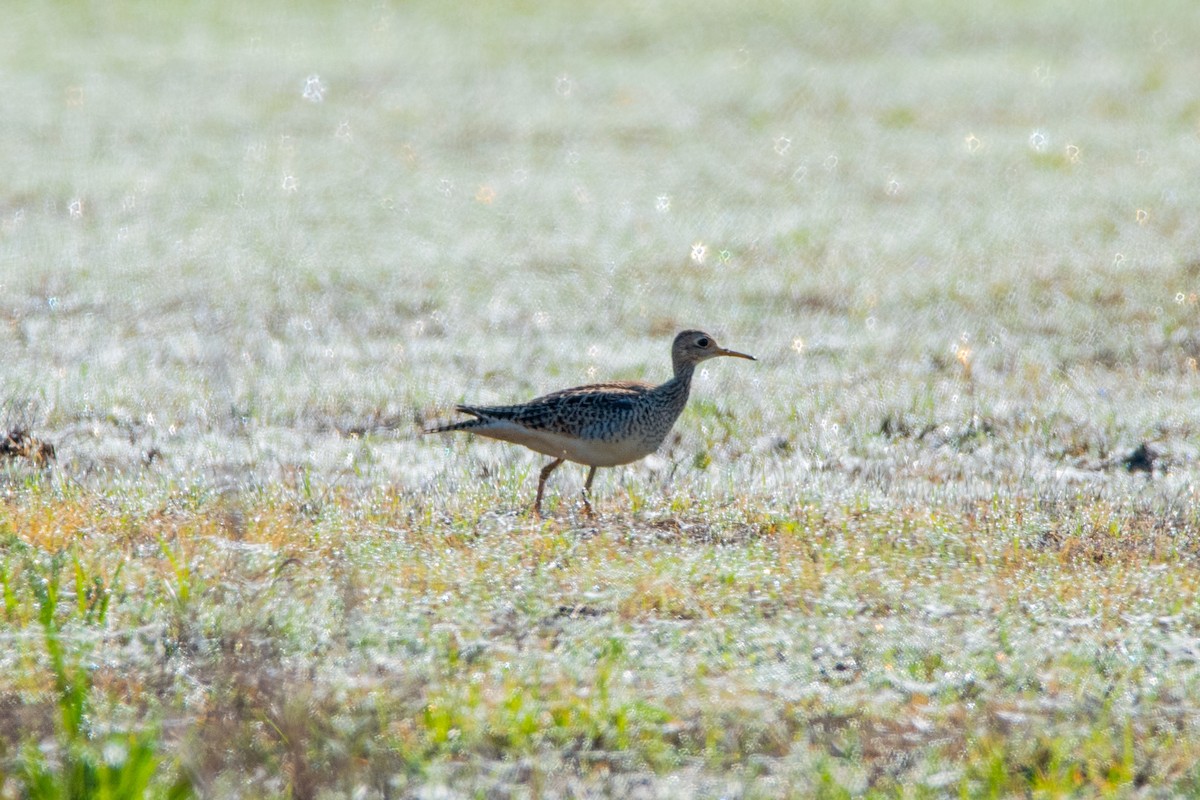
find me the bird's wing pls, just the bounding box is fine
[458,381,651,436]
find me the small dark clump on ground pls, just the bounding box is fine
[1122,442,1156,473]
[0,428,55,467]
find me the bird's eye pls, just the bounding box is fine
[696,337,711,348]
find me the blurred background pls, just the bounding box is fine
[3,0,1198,504]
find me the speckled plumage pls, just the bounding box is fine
[427,330,755,515]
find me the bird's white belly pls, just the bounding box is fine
[473,420,655,466]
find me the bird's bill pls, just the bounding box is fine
[716,347,756,361]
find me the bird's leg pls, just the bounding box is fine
[581,466,597,517]
[535,458,565,517]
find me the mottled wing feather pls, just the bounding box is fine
[460,381,651,438]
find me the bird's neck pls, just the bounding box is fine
[671,359,696,385]
[657,362,694,407]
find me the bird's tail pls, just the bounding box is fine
[423,406,488,434]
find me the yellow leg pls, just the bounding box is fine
[582,466,597,516]
[535,458,565,516]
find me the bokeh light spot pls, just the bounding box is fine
[302,74,326,103]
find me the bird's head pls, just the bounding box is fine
[671,330,755,376]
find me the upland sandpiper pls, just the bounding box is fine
[426,330,755,515]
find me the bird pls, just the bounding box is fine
[426,330,755,515]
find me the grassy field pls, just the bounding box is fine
[4,0,1200,796]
